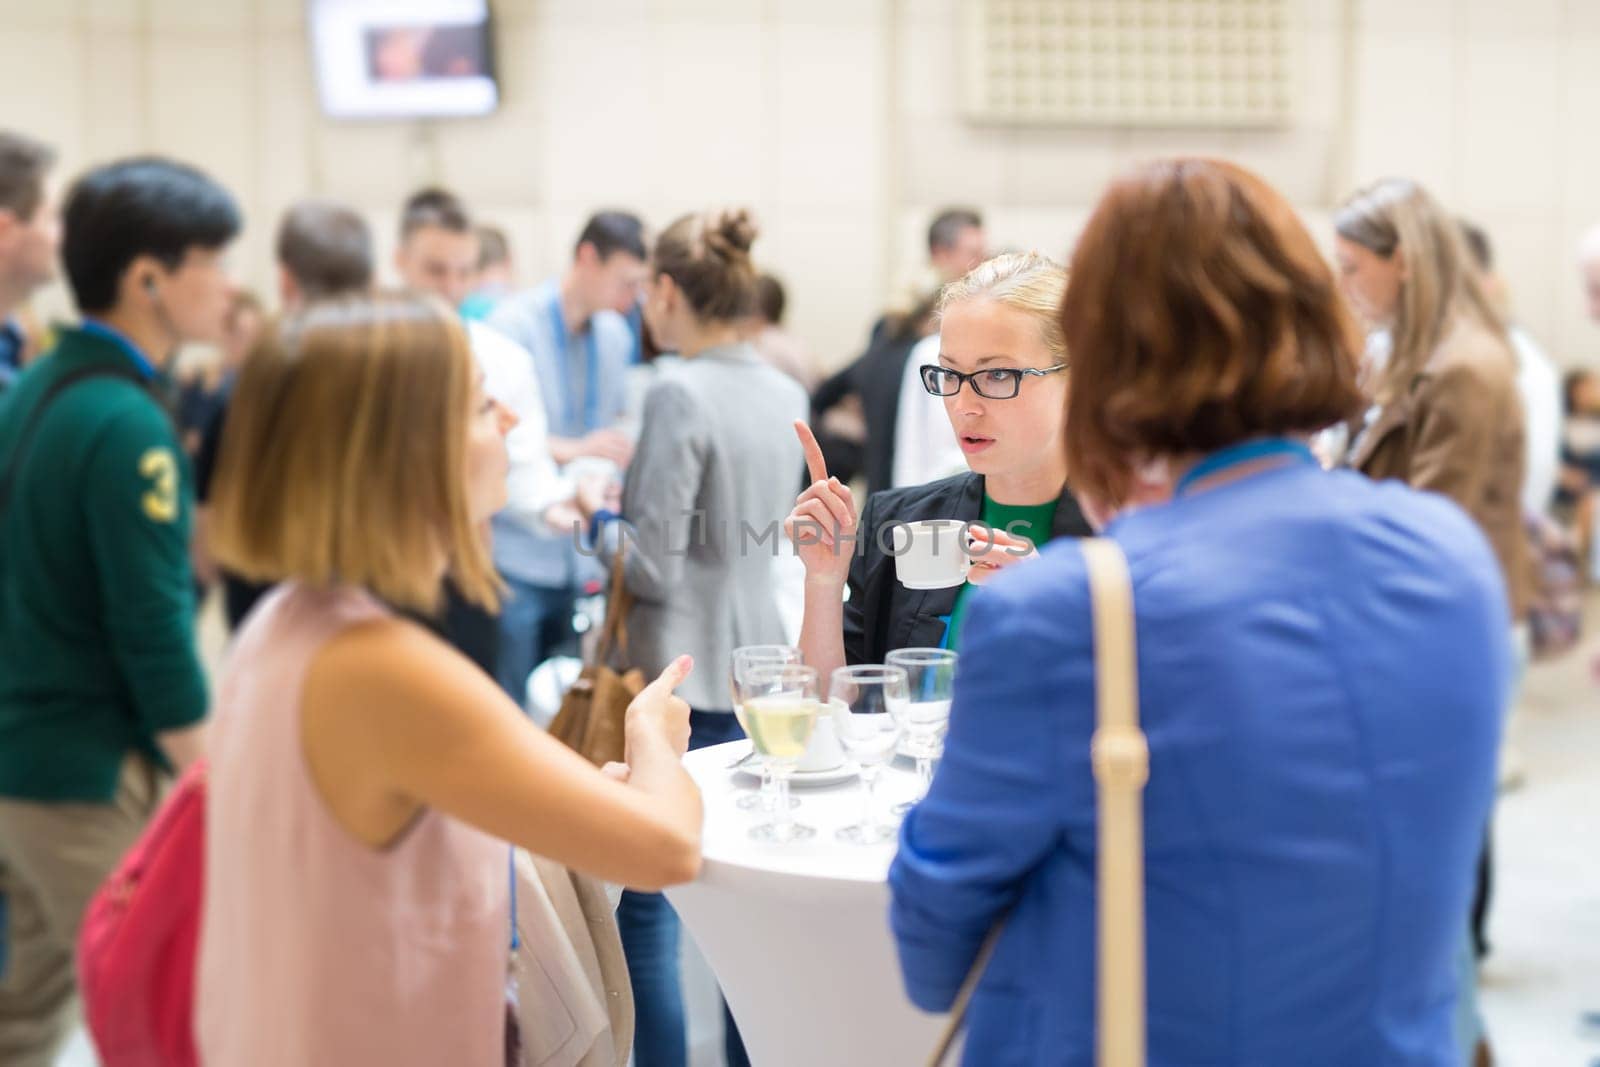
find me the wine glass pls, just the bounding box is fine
[731,646,803,812]
[741,663,820,843]
[886,648,957,809]
[828,665,908,844]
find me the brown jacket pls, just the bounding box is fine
[1349,319,1530,620]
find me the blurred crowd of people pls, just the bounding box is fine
[0,121,1595,1067]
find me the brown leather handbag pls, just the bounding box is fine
[548,552,645,767]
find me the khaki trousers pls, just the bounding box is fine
[0,756,161,1067]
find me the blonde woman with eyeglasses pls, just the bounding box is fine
[785,252,1093,683]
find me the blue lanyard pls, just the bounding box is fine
[79,319,157,380]
[546,289,602,434]
[508,848,519,952]
[0,318,24,372]
[1173,438,1316,498]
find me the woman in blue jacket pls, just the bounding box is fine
[888,158,1508,1067]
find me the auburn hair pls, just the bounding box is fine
[1061,158,1365,506]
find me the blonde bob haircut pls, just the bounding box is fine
[937,251,1069,364]
[209,291,499,615]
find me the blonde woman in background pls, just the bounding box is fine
[1335,180,1528,609]
[786,251,1094,682]
[1334,177,1527,1067]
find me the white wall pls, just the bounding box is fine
[1348,0,1600,367]
[0,0,1596,370]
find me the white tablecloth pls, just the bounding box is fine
[663,742,948,1067]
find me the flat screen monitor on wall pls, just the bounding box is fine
[310,0,498,120]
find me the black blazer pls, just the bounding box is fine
[841,471,1093,664]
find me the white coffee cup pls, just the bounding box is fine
[892,520,971,590]
[796,712,846,772]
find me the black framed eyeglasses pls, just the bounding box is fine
[919,363,1069,400]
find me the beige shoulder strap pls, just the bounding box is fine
[928,539,1148,1067]
[1081,538,1148,1067]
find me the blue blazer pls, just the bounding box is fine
[889,463,1506,1066]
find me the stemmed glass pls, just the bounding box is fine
[730,646,803,811]
[828,665,908,844]
[741,663,820,843]
[886,648,957,810]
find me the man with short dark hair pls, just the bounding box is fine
[0,156,240,1066]
[490,210,645,466]
[396,188,577,691]
[486,211,647,696]
[462,222,514,321]
[0,132,60,392]
[926,206,987,285]
[275,198,374,305]
[395,187,478,304]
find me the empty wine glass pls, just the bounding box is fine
[886,648,957,810]
[731,646,803,812]
[741,663,820,843]
[828,665,908,844]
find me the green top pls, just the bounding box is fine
[945,495,1061,651]
[0,327,206,802]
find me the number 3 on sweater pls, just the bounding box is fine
[138,447,179,524]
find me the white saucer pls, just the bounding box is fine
[735,763,859,788]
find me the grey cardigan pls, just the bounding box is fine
[596,343,806,710]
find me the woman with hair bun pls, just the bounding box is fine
[581,208,806,1067]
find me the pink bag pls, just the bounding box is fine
[77,760,206,1067]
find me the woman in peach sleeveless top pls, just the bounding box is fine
[195,294,703,1066]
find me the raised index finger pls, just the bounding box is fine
[639,654,694,700]
[793,419,829,485]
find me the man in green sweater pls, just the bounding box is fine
[0,157,239,1066]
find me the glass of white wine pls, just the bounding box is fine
[741,663,820,843]
[828,665,908,845]
[886,648,957,810]
[730,645,803,812]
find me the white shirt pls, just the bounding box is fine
[467,319,571,531]
[1509,324,1561,515]
[891,334,967,489]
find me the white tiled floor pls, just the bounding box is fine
[1478,624,1600,1067]
[57,596,1600,1067]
